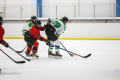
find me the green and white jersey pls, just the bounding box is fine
[22,21,33,34]
[50,18,66,35]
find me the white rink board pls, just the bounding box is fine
[2,23,120,39]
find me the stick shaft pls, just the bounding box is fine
[9,47,30,61]
[0,49,25,63]
[60,42,73,57]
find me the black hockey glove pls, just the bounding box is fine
[3,43,9,48]
[45,40,50,46]
[47,18,51,23]
[44,24,56,32]
[24,32,31,37]
[44,24,49,29]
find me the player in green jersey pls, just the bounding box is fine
[44,16,68,59]
[22,16,37,34]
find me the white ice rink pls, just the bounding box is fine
[0,39,120,80]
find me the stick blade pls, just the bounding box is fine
[69,54,73,57]
[16,51,23,53]
[83,53,91,58]
[30,56,37,61]
[15,61,25,63]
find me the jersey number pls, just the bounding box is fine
[53,21,61,28]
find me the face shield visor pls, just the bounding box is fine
[36,24,41,29]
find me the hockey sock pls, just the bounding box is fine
[49,41,54,51]
[33,41,39,54]
[55,39,60,53]
[26,47,32,54]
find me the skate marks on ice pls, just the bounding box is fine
[0,72,21,75]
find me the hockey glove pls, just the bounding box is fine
[3,43,9,48]
[47,18,51,23]
[44,24,49,29]
[45,40,50,46]
[24,32,31,37]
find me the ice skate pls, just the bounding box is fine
[26,52,39,59]
[48,51,55,58]
[55,51,62,59]
[32,53,39,59]
[25,52,33,57]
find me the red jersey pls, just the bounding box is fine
[29,26,46,41]
[0,25,6,44]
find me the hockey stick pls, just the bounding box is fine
[60,42,73,57]
[52,45,91,58]
[9,46,36,61]
[0,49,25,63]
[15,45,27,53]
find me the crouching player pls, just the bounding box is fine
[24,20,50,58]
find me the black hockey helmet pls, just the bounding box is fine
[31,16,37,20]
[0,16,3,25]
[62,16,69,22]
[34,20,41,26]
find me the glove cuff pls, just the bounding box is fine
[0,40,6,45]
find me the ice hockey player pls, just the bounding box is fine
[44,16,69,59]
[24,20,50,58]
[22,16,37,35]
[0,16,9,72]
[0,16,9,48]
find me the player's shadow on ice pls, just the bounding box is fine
[35,56,79,62]
[0,72,21,75]
[0,68,21,75]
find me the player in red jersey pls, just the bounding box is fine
[0,16,9,48]
[0,16,10,73]
[24,20,50,58]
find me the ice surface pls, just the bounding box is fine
[0,39,120,80]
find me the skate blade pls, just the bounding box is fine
[55,56,62,59]
[48,55,55,58]
[36,57,39,59]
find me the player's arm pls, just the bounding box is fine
[38,35,50,46]
[44,24,56,32]
[22,23,30,34]
[0,31,9,48]
[47,18,56,23]
[39,26,46,31]
[56,24,65,37]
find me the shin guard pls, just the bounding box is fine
[33,41,39,54]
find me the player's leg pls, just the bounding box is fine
[45,29,56,57]
[54,39,62,58]
[24,36,36,57]
[32,41,39,58]
[25,43,33,57]
[48,41,55,57]
[45,29,62,58]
